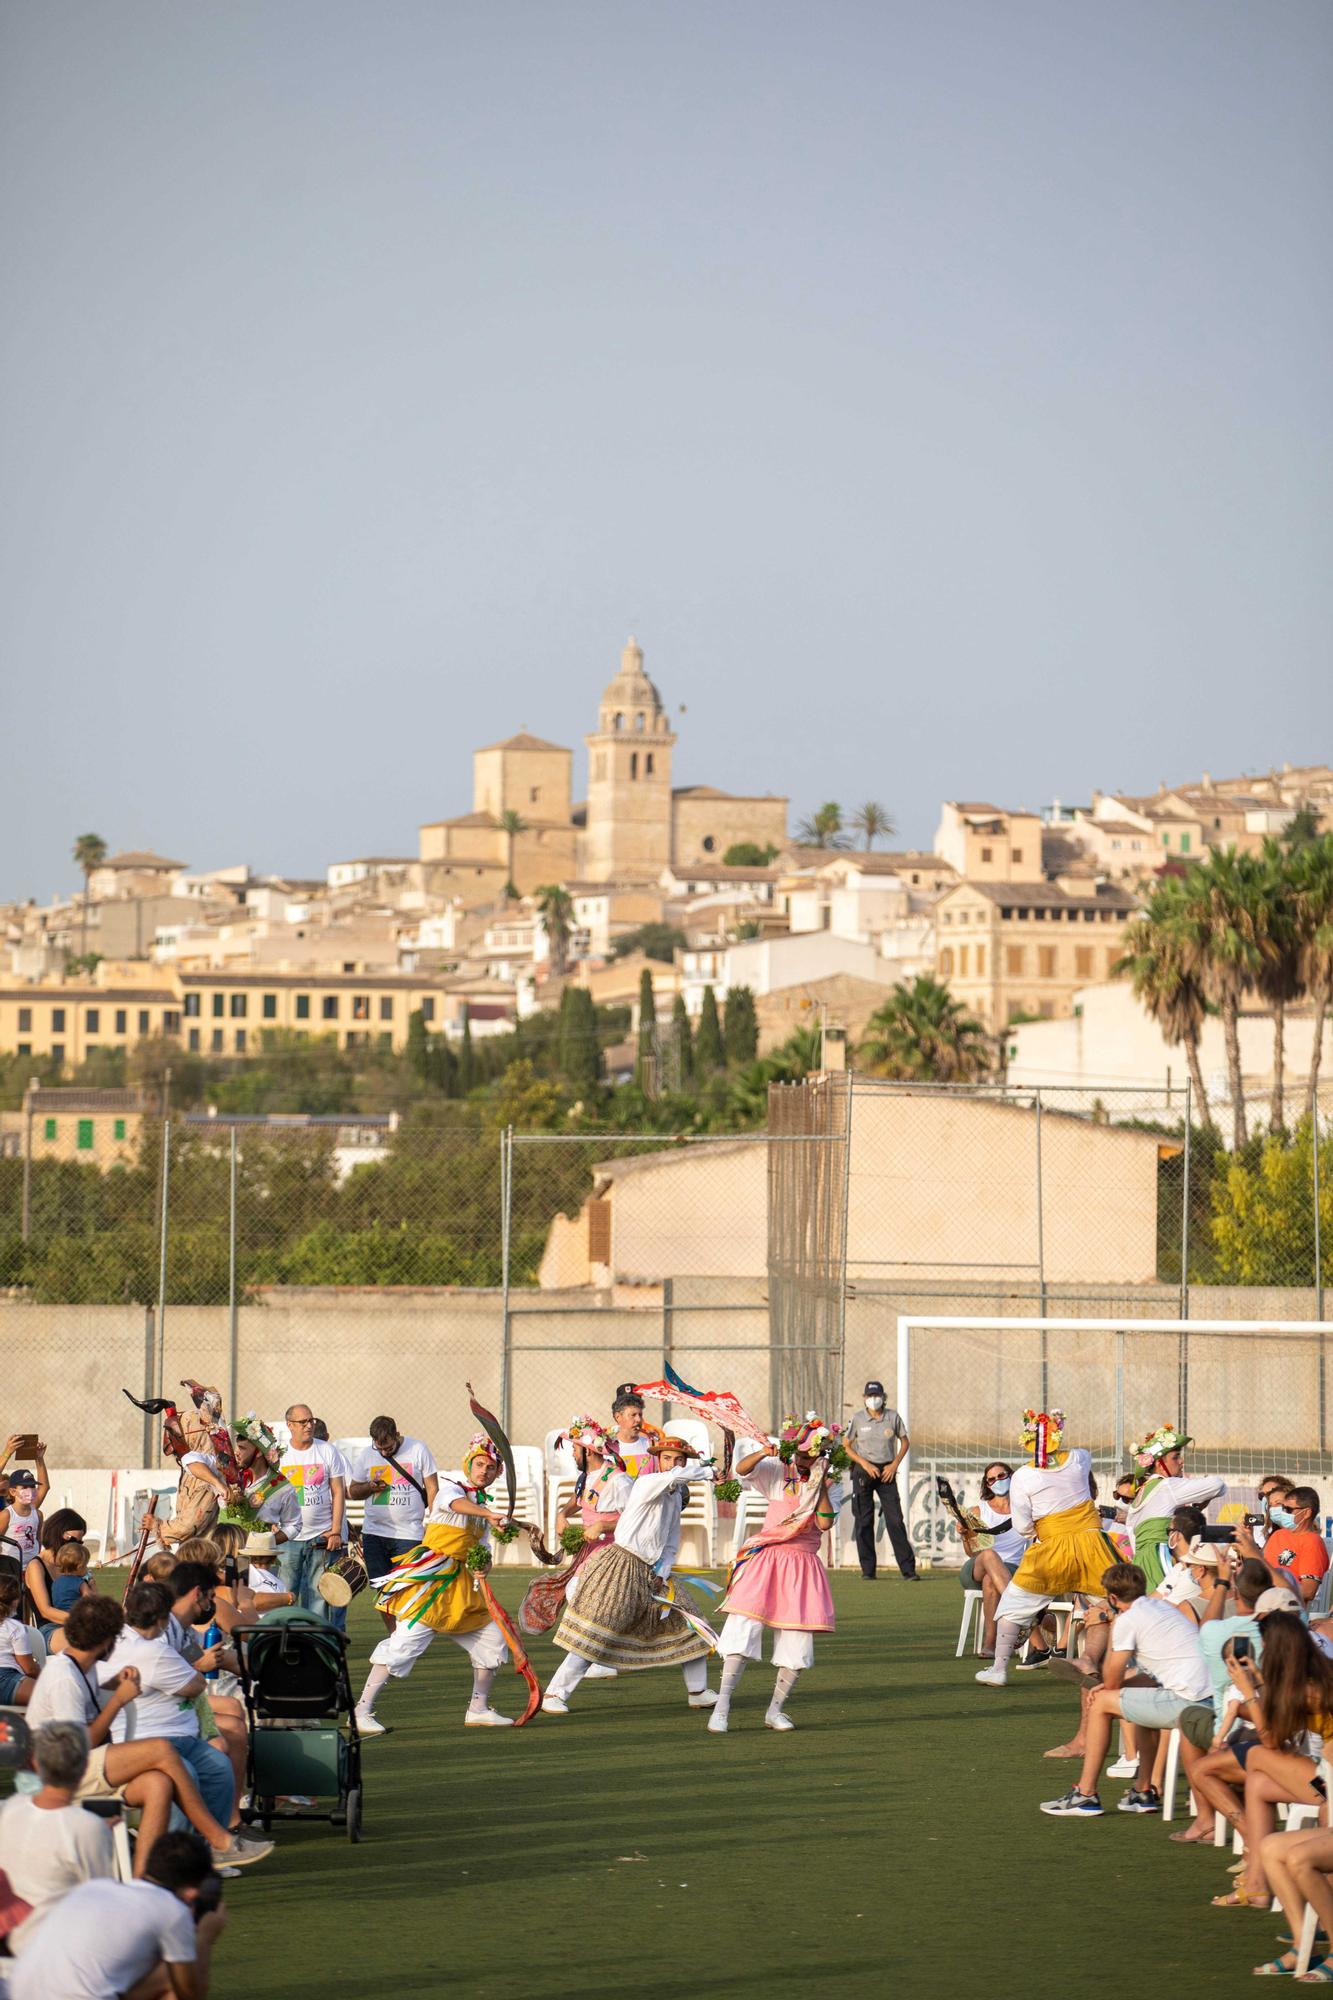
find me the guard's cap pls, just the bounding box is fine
[864,1381,886,1398]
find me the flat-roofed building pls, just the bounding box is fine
[935,878,1138,1031]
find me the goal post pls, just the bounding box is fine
[894,1313,1331,1570]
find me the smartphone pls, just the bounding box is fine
[1227,1634,1255,1664]
[1198,1525,1237,1544]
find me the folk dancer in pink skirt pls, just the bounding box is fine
[708,1415,845,1734]
[520,1416,631,1683]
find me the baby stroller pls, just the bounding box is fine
[233,1609,363,1842]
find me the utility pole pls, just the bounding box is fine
[20,1078,35,1243]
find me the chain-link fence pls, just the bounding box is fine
[0,1075,1328,1472]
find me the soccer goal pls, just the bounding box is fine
[893,1313,1333,1567]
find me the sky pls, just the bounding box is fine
[2,0,1330,900]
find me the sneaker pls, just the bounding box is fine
[464,1708,514,1727]
[765,1710,795,1731]
[974,1664,1007,1688]
[860,1573,878,1582]
[541,1695,569,1716]
[1105,1755,1139,1780]
[585,1664,618,1680]
[902,1574,921,1582]
[706,1712,729,1734]
[687,1689,719,1709]
[1118,1786,1162,1815]
[214,1836,275,1867]
[1039,1788,1103,1818]
[354,1708,386,1737]
[1016,1648,1053,1671]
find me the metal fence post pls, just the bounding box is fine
[1314,1107,1326,1452]
[20,1078,34,1243]
[662,1276,674,1423]
[155,1117,171,1405]
[228,1126,239,1421]
[143,1308,157,1467]
[1114,1326,1125,1468]
[836,1070,854,1420]
[1180,1079,1192,1322]
[500,1125,513,1434]
[1035,1088,1048,1406]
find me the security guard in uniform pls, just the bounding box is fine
[845,1379,918,1581]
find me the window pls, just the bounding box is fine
[530,786,540,804]
[230,993,247,1018]
[379,996,393,1021]
[1039,946,1056,978]
[421,998,435,1022]
[645,753,654,775]
[635,712,645,732]
[346,1031,368,1049]
[211,1029,224,1052]
[44,1118,56,1140]
[352,994,370,1020]
[77,1119,93,1151]
[1180,834,1191,854]
[86,1008,99,1033]
[50,1046,63,1067]
[52,1008,65,1032]
[322,996,338,1020]
[630,752,638,779]
[295,994,310,1020]
[975,945,986,976]
[1075,946,1093,978]
[938,947,954,975]
[1161,832,1170,847]
[235,1029,247,1052]
[163,1011,179,1034]
[1106,949,1119,976]
[342,963,355,974]
[184,993,200,1017]
[113,1118,126,1141]
[188,1029,201,1052]
[378,1031,393,1049]
[17,1043,30,1057]
[1011,848,1022,864]
[613,713,624,730]
[262,994,277,1020]
[138,1010,149,1035]
[980,845,993,863]
[212,992,224,1017]
[1006,945,1024,976]
[115,1010,127,1035]
[17,1007,30,1032]
[702,835,715,853]
[959,945,970,976]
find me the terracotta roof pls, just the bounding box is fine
[100,851,185,870]
[950,881,1139,912]
[477,731,570,755]
[948,802,1004,816]
[29,1088,146,1111]
[1086,819,1148,836]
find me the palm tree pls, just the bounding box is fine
[1185,849,1272,1148]
[499,810,526,900]
[1115,880,1214,1131]
[1253,837,1303,1134]
[72,832,107,959]
[795,802,850,849]
[850,802,896,851]
[859,975,992,1082]
[1291,834,1333,1108]
[535,884,574,977]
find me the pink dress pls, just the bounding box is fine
[722,1459,837,1632]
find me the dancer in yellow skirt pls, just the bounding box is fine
[975,1409,1121,1688]
[353,1434,515,1732]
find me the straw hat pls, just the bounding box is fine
[239,1529,280,1560]
[1183,1536,1222,1569]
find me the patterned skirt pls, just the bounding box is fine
[553,1543,709,1669]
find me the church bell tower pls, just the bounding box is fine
[582,638,677,882]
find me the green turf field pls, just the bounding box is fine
[207,1571,1300,1998]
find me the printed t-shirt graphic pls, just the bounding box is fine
[354,1437,437,1543]
[280,1440,348,1540]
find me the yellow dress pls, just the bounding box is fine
[1009,1500,1123,1599]
[373,1520,490,1635]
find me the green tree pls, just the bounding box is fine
[850,802,896,850]
[859,975,992,1081]
[723,985,758,1065]
[1116,879,1214,1131]
[1253,837,1303,1134]
[695,984,724,1072]
[486,1058,567,1131]
[609,923,686,964]
[72,833,107,960]
[722,842,778,867]
[559,986,601,1096]
[499,809,526,900]
[725,1024,823,1122]
[670,993,693,1082]
[1187,849,1272,1147]
[1292,834,1333,1107]
[1209,1116,1332,1285]
[635,967,657,1089]
[535,885,574,976]
[795,802,849,849]
[458,1009,476,1095]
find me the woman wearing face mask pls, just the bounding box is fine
[962,1463,1034,1658]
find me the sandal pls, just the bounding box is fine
[1298,1962,1333,1984]
[1214,1888,1274,1910]
[1253,1953,1298,1976]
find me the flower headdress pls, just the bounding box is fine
[1128,1423,1193,1469]
[1020,1409,1065,1462]
[463,1431,500,1469]
[557,1415,615,1455]
[233,1412,279,1461]
[777,1413,850,1474]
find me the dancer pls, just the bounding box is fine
[1122,1423,1226,1589]
[542,1435,719,1715]
[975,1409,1122,1689]
[708,1416,843,1735]
[527,1416,631,1681]
[354,1434,516,1733]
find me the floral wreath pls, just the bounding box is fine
[1020,1408,1065,1455]
[1128,1423,1193,1469]
[777,1413,850,1475]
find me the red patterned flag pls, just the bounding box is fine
[633,1381,772,1447]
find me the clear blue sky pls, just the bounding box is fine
[2,0,1329,899]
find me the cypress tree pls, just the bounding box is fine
[566,987,601,1095]
[696,984,724,1071]
[724,985,758,1065]
[635,967,657,1090]
[671,993,693,1081]
[458,1008,476,1095]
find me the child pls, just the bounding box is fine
[51,1540,93,1614]
[1,1466,47,1567]
[0,1576,38,1706]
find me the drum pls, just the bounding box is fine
[317,1548,368,1608]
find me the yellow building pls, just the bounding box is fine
[0,1088,146,1167]
[0,974,182,1069]
[933,802,1047,884]
[934,878,1138,1031]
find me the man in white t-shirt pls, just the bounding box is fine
[0,1720,113,1954]
[10,1828,226,2000]
[100,1581,236,1835]
[278,1404,348,1618]
[1041,1559,1211,1819]
[349,1416,439,1633]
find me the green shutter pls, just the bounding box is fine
[77,1119,94,1150]
[44,1118,56,1141]
[114,1118,126,1140]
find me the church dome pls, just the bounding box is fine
[597,636,669,734]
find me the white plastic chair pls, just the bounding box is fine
[491,1446,545,1566]
[543,1428,579,1550]
[1161,1726,1192,1823]
[956,1589,985,1658]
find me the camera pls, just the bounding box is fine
[221,1556,239,1590]
[1224,1633,1255,1665]
[1244,1513,1266,1528]
[1198,1525,1237,1545]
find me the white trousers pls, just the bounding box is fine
[995,1584,1057,1627]
[718,1613,814,1671]
[370,1617,508,1678]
